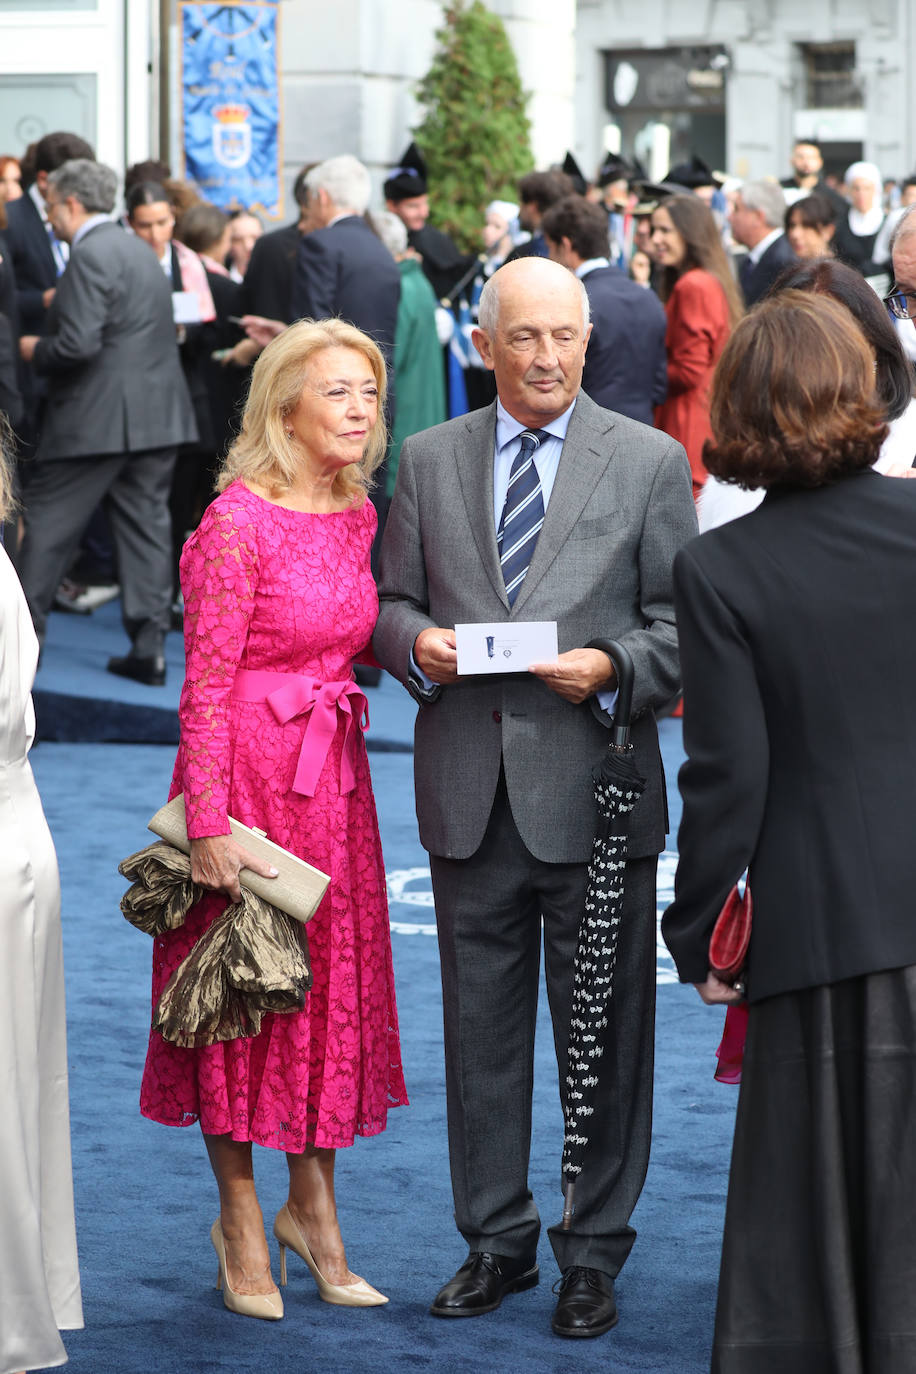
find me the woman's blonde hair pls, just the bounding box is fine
[218,318,388,504]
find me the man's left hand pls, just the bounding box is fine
[528,648,617,704]
[19,335,38,363]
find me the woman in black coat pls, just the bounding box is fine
[663,290,916,1372]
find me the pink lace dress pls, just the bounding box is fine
[140,479,408,1151]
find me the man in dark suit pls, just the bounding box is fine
[4,131,94,456]
[730,180,796,307]
[292,154,401,686]
[290,155,400,359]
[242,165,313,324]
[375,257,697,1338]
[17,160,197,684]
[4,131,94,337]
[542,195,667,425]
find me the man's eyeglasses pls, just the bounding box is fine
[883,286,916,321]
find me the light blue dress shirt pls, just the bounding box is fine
[410,397,618,712]
[492,396,575,527]
[70,213,112,250]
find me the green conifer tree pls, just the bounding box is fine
[413,0,533,252]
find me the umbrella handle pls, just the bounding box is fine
[587,639,634,748]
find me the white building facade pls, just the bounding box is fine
[575,0,916,186]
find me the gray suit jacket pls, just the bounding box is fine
[33,221,197,460]
[375,392,697,863]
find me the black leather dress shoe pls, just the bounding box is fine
[430,1251,539,1317]
[106,653,167,687]
[551,1266,618,1338]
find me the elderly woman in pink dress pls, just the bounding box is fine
[140,318,408,1320]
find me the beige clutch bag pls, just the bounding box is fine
[147,794,330,924]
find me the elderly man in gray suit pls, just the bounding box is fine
[18,159,196,685]
[375,256,696,1339]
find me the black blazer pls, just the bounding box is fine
[4,191,57,335]
[662,471,916,1002]
[0,239,21,427]
[738,232,796,307]
[291,215,400,361]
[202,269,246,458]
[580,266,668,425]
[240,220,300,323]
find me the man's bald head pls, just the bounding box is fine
[478,255,590,335]
[472,256,592,429]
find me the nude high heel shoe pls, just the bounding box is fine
[273,1204,388,1307]
[211,1219,284,1320]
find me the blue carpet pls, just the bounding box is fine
[33,600,413,749]
[29,716,735,1373]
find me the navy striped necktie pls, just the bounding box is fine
[497,428,550,606]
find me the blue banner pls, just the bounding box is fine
[180,1,282,220]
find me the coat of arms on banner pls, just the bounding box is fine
[212,104,252,170]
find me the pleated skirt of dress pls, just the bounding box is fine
[712,964,916,1374]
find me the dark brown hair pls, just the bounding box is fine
[784,192,836,232]
[653,193,743,326]
[176,201,230,256]
[124,159,171,196]
[770,257,913,422]
[33,131,94,175]
[705,291,887,488]
[518,170,575,213]
[541,196,609,261]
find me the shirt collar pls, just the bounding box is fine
[495,396,577,451]
[748,227,783,264]
[575,257,609,278]
[29,182,47,222]
[71,213,110,250]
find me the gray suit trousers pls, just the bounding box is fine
[430,771,657,1276]
[18,448,177,653]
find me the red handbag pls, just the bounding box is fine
[709,880,752,1085]
[708,881,752,981]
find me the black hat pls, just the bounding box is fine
[562,151,587,196]
[664,155,725,189]
[384,141,428,201]
[597,154,634,189]
[629,178,695,214]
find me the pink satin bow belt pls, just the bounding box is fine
[231,669,369,798]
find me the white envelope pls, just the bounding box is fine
[455,621,559,674]
[172,290,202,325]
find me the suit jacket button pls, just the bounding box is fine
[492,710,502,723]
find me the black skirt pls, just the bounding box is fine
[712,964,916,1374]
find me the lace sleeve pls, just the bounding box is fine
[176,500,259,838]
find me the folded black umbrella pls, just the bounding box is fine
[560,640,646,1229]
[119,842,312,1048]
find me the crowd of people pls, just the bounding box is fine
[4,122,916,1374]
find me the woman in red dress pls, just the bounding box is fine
[652,194,743,496]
